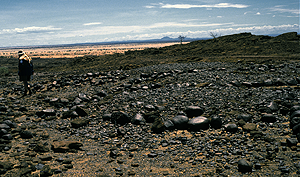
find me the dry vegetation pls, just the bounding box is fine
[0,32,299,76]
[0,42,180,59]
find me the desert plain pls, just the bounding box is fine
[0,32,300,176]
[0,42,181,59]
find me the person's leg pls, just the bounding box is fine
[23,80,28,95]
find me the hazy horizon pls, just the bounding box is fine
[1,0,299,47]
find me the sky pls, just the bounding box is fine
[0,0,299,47]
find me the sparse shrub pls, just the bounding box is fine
[0,66,9,76]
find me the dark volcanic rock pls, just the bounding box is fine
[36,109,56,117]
[184,106,204,118]
[237,114,252,122]
[0,124,10,129]
[261,114,276,123]
[286,138,298,147]
[171,115,189,129]
[151,117,165,133]
[188,116,210,131]
[71,118,89,128]
[19,130,34,139]
[267,101,279,112]
[210,116,222,129]
[111,111,131,125]
[164,120,175,130]
[74,106,88,117]
[224,123,238,132]
[102,113,112,121]
[143,111,160,123]
[238,159,253,173]
[33,142,50,152]
[131,113,146,125]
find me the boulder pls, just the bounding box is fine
[188,116,210,131]
[111,111,131,125]
[151,117,165,133]
[210,116,222,129]
[143,111,160,123]
[291,110,300,119]
[171,115,189,129]
[184,106,204,118]
[237,114,252,122]
[131,113,146,125]
[261,114,276,123]
[164,120,175,130]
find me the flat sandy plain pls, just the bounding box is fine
[0,42,182,59]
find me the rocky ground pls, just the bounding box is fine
[0,59,300,176]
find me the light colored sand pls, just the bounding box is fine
[0,42,185,59]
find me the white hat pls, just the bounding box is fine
[18,50,24,56]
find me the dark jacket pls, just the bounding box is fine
[18,59,33,76]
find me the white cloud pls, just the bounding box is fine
[256,12,261,15]
[59,22,234,39]
[158,3,249,9]
[83,22,102,26]
[269,6,300,14]
[144,5,155,9]
[0,26,61,34]
[108,24,299,41]
[207,24,299,36]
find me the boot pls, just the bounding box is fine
[22,91,27,97]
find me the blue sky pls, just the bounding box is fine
[0,0,299,47]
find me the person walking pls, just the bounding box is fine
[18,50,33,96]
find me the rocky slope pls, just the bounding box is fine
[0,32,300,176]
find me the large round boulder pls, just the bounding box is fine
[188,116,210,131]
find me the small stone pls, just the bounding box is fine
[148,153,158,158]
[286,138,298,147]
[225,123,238,132]
[51,141,83,152]
[71,118,89,128]
[255,163,262,169]
[128,170,136,176]
[261,114,276,123]
[20,130,34,139]
[238,159,253,173]
[243,123,257,132]
[2,134,13,140]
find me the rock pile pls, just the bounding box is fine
[0,60,300,176]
